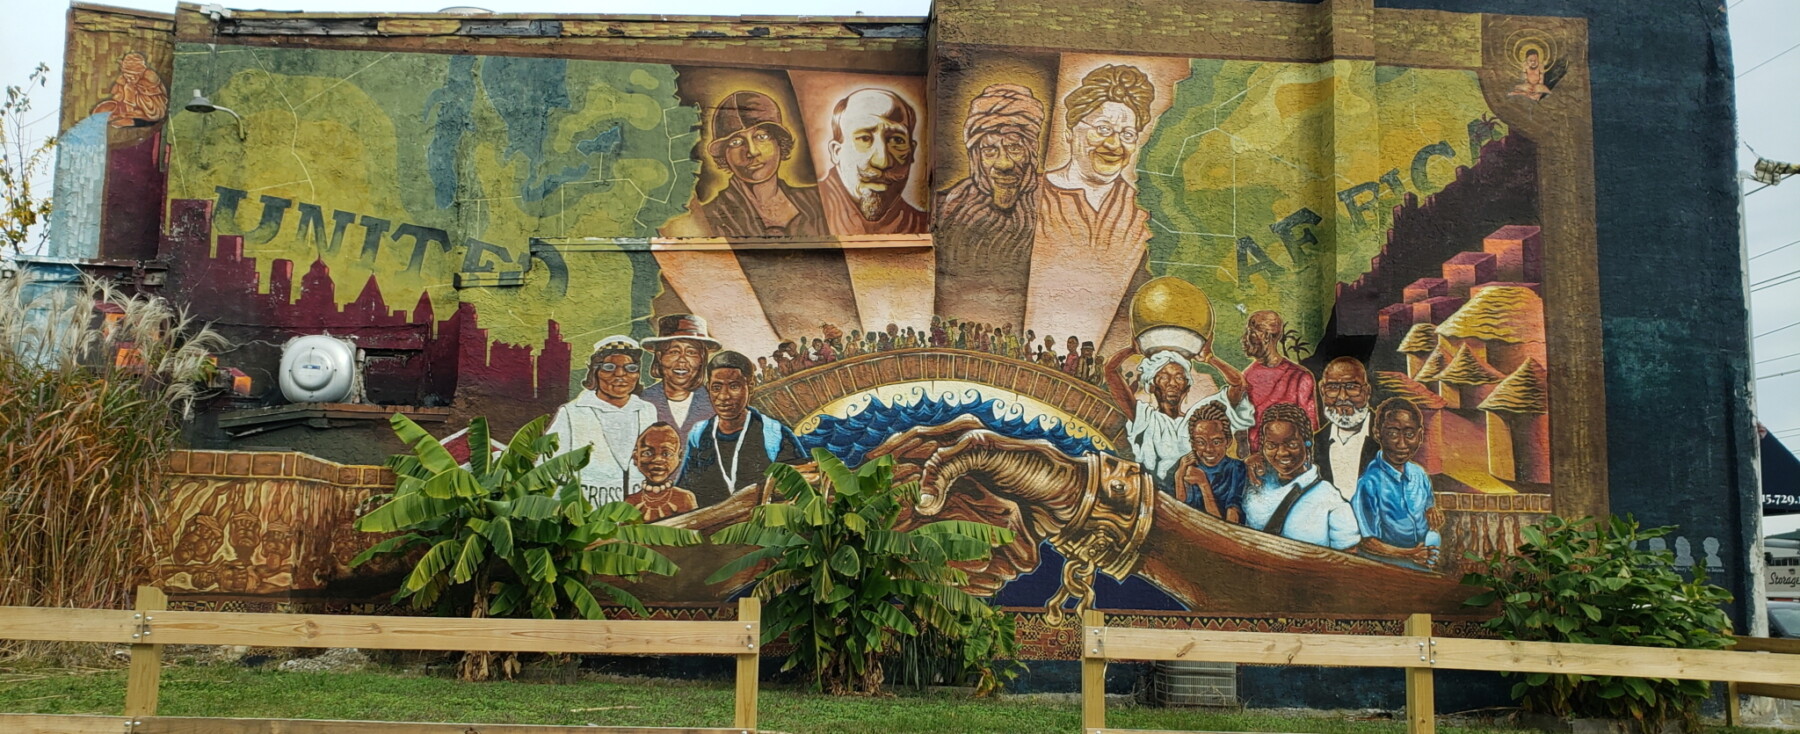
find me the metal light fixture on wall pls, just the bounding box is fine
[183,89,245,140]
[183,5,245,141]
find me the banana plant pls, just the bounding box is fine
[708,448,1015,695]
[353,413,700,678]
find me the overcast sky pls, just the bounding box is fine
[3,1,1797,532]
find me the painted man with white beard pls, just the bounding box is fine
[1313,357,1378,500]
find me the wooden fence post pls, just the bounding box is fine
[1082,609,1106,732]
[1405,613,1435,734]
[124,585,167,717]
[734,596,761,733]
[1726,680,1740,727]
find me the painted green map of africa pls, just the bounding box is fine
[1138,59,1499,365]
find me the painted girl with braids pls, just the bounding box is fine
[1240,402,1361,551]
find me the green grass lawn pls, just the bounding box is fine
[0,663,1777,734]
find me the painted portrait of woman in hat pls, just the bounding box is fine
[640,314,722,441]
[547,336,658,506]
[697,89,827,237]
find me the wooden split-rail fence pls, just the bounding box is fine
[1078,610,1800,734]
[0,586,762,734]
[5,589,1798,733]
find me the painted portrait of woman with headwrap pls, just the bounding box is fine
[1024,62,1161,353]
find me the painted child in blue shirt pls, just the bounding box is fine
[1352,398,1444,570]
[1171,401,1248,523]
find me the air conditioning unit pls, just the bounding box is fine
[1149,661,1238,707]
[278,334,366,404]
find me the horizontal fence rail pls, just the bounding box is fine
[1088,627,1800,686]
[1724,633,1800,726]
[1081,611,1800,734]
[0,607,758,655]
[0,586,763,734]
[0,714,746,734]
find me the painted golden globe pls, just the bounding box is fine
[1131,277,1214,358]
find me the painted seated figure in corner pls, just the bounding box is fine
[628,422,698,523]
[1353,398,1444,571]
[1242,402,1361,551]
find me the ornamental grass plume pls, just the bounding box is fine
[0,274,226,659]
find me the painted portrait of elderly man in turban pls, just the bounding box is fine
[1023,64,1158,350]
[934,83,1047,328]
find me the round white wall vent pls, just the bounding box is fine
[278,335,360,403]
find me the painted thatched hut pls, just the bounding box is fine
[1478,358,1550,484]
[1434,284,1546,376]
[1397,323,1438,376]
[1413,338,1452,384]
[1435,343,1504,409]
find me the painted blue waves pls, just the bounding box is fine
[796,388,1103,467]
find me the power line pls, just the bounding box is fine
[1754,273,1800,293]
[1757,319,1800,340]
[1753,267,1800,287]
[1740,39,1800,78]
[1752,266,1800,290]
[1752,239,1800,261]
[1759,349,1800,365]
[1757,365,1800,380]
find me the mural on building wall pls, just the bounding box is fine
[127,0,1599,655]
[91,51,168,128]
[54,6,176,260]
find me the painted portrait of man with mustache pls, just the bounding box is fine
[818,88,928,235]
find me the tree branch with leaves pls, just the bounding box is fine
[2,63,56,253]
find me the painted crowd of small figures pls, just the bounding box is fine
[757,316,1104,386]
[547,313,1111,528]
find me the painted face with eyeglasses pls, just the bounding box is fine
[586,353,642,405]
[1070,101,1141,182]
